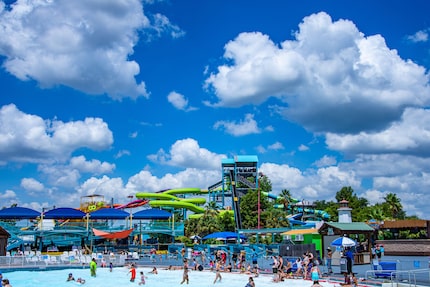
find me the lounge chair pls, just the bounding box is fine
[374,261,397,278]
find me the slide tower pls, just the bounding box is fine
[208,155,258,230]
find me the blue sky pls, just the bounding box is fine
[1,0,430,219]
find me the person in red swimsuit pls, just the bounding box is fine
[129,264,137,282]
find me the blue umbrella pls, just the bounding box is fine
[331,236,356,247]
[202,231,246,240]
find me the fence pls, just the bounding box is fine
[0,251,128,270]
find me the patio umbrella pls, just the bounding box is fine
[189,235,201,240]
[330,236,356,247]
[202,231,246,240]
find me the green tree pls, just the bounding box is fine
[198,213,221,237]
[258,174,272,193]
[365,203,386,221]
[314,200,339,221]
[261,208,290,229]
[218,211,235,231]
[239,189,270,229]
[335,186,369,221]
[277,189,292,211]
[383,193,403,219]
[184,217,200,237]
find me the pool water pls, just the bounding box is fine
[1,266,336,287]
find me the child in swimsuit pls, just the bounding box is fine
[138,271,146,285]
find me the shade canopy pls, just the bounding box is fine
[203,231,246,240]
[331,236,356,247]
[89,208,130,219]
[43,207,86,219]
[281,228,319,236]
[0,207,41,219]
[92,228,133,239]
[132,208,172,219]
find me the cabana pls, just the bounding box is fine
[0,207,41,219]
[89,208,130,220]
[132,208,172,219]
[319,222,375,265]
[43,207,86,219]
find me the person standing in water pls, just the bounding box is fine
[213,260,222,284]
[138,271,146,285]
[129,264,136,282]
[90,258,97,277]
[181,259,189,284]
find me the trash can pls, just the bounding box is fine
[339,257,347,273]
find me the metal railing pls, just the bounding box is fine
[393,269,430,287]
[0,252,128,270]
[365,266,430,287]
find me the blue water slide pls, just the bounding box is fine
[296,207,330,220]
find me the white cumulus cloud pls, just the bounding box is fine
[0,0,150,99]
[0,104,113,163]
[205,12,430,134]
[148,138,227,170]
[214,113,261,136]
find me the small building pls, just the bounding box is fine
[379,219,430,239]
[318,200,375,265]
[0,226,10,256]
[377,219,430,256]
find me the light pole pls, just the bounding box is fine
[258,174,262,230]
[127,195,134,228]
[126,195,135,248]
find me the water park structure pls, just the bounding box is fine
[0,155,333,254]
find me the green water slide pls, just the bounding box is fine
[149,200,205,213]
[135,188,207,213]
[164,188,208,195]
[135,192,178,201]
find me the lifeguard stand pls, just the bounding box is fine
[208,155,258,230]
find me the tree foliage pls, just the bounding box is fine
[239,189,270,229]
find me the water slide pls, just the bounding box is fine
[135,188,207,214]
[163,188,208,195]
[296,207,330,220]
[263,192,330,220]
[115,199,149,209]
[149,200,205,213]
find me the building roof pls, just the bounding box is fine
[319,222,374,235]
[234,155,258,163]
[281,228,319,236]
[381,219,429,229]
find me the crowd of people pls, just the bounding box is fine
[0,246,367,287]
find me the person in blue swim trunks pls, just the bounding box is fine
[310,265,321,282]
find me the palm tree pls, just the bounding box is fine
[198,212,220,236]
[384,193,402,219]
[366,204,386,221]
[206,201,220,211]
[184,217,200,237]
[278,189,292,211]
[204,201,220,219]
[261,208,290,229]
